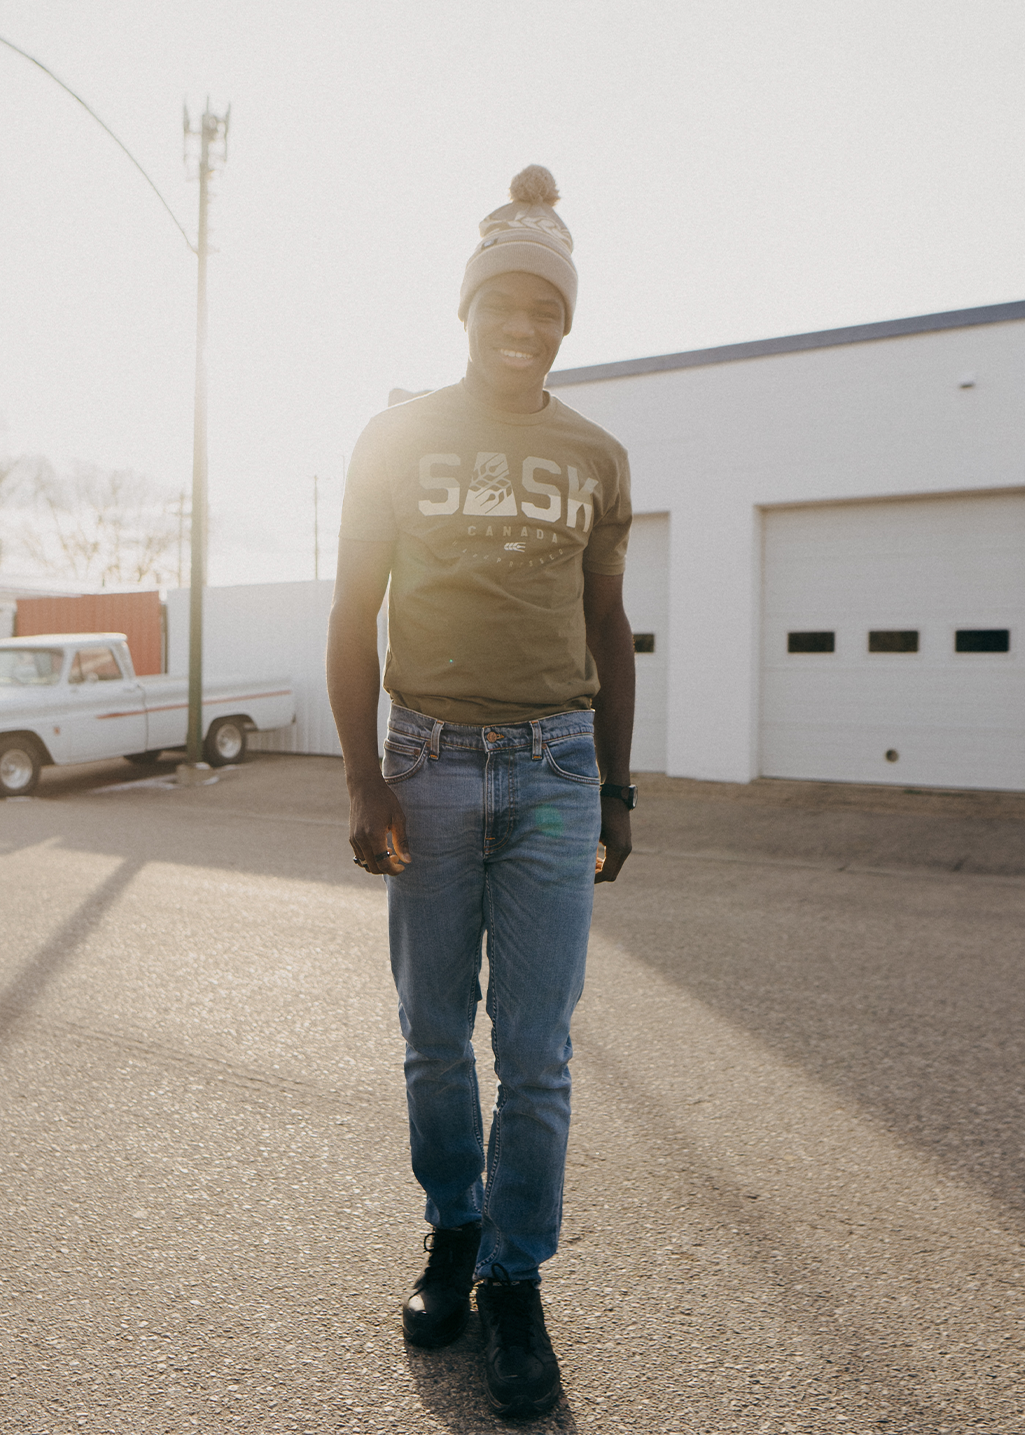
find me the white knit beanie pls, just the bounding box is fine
[458,166,578,333]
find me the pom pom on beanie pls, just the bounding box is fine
[508,165,560,207]
[458,166,578,332]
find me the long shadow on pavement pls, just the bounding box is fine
[588,847,1025,1222]
[0,854,144,1047]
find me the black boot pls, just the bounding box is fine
[476,1270,562,1419]
[402,1221,482,1348]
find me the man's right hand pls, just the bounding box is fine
[327,538,409,879]
[348,773,412,877]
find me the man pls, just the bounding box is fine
[327,166,635,1420]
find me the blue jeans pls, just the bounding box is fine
[382,704,602,1284]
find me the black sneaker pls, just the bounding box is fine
[402,1222,481,1348]
[476,1270,562,1419]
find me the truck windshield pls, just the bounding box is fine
[0,648,64,686]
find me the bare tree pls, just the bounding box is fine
[0,456,37,572]
[15,458,185,588]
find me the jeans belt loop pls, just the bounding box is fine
[429,719,443,759]
[530,719,543,760]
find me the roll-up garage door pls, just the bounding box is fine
[760,491,1025,791]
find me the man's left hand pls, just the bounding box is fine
[595,797,632,883]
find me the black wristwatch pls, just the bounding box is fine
[600,782,638,810]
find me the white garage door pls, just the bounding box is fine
[761,491,1025,791]
[623,512,669,772]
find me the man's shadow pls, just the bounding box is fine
[401,1307,580,1432]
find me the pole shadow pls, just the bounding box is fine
[0,856,143,1047]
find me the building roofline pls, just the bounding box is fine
[547,298,1025,388]
[0,632,129,645]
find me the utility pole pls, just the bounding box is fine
[176,488,188,587]
[180,101,229,778]
[313,474,320,580]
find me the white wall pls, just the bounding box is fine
[555,317,1025,780]
[621,513,669,771]
[166,580,340,756]
[166,579,391,757]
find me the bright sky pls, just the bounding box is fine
[1,0,1023,586]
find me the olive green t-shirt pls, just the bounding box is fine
[339,380,631,724]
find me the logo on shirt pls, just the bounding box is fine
[462,453,517,516]
[418,453,599,533]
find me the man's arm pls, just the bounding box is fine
[583,570,635,884]
[326,537,411,876]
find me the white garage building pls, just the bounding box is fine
[548,298,1025,792]
[165,298,1023,794]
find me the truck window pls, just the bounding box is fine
[0,648,64,685]
[69,647,123,683]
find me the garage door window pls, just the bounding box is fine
[955,629,1010,653]
[788,631,835,653]
[868,630,919,653]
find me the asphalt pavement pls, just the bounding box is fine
[1,754,1024,1435]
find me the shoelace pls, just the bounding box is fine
[417,1228,475,1287]
[485,1265,539,1349]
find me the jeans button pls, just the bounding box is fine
[486,730,502,742]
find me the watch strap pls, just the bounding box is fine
[600,782,637,809]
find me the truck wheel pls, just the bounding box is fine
[125,750,164,764]
[204,716,247,767]
[0,738,42,797]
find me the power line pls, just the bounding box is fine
[0,33,196,254]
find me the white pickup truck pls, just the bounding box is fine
[0,632,295,797]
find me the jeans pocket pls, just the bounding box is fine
[542,732,601,784]
[383,736,428,782]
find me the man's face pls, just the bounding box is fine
[465,272,566,404]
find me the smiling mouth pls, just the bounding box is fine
[498,348,536,362]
